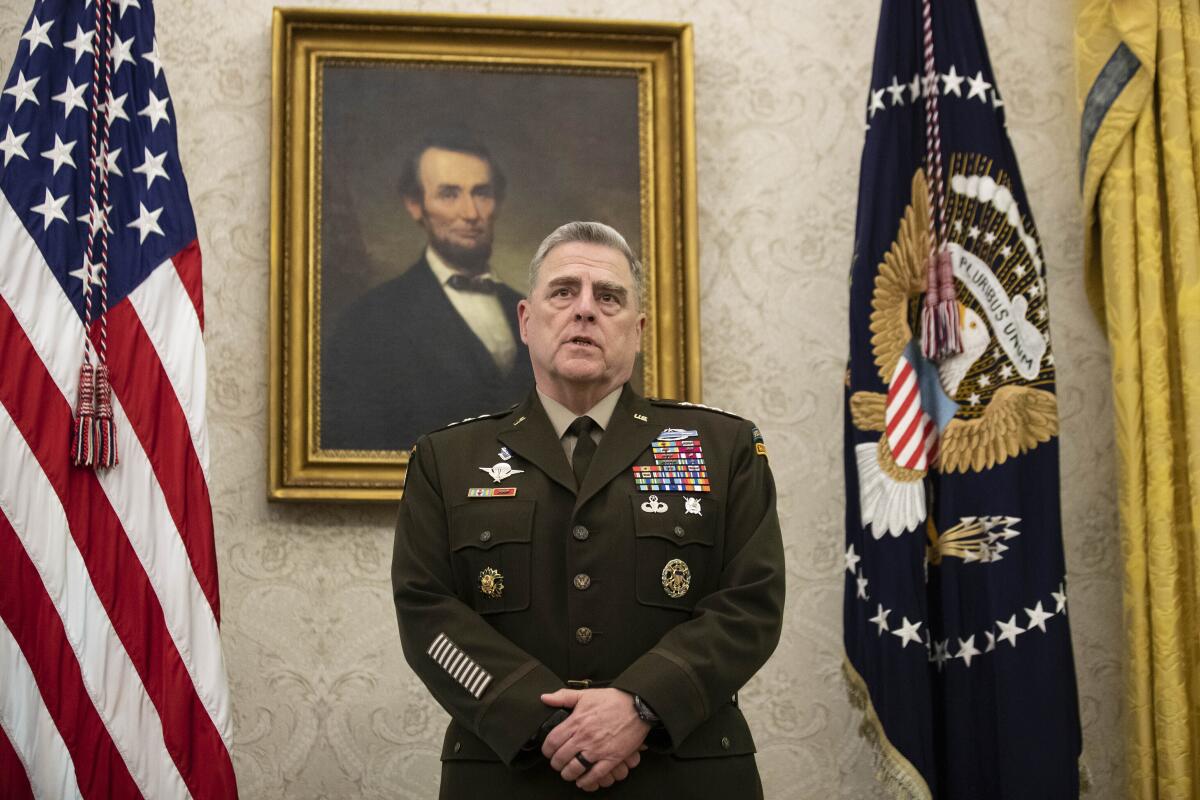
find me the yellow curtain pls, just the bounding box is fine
[1076,1,1200,797]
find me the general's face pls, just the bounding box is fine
[517,241,646,396]
[404,147,499,270]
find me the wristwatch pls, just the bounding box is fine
[632,694,661,725]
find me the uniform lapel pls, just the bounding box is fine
[496,391,576,494]
[576,386,656,510]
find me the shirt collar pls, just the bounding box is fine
[537,386,623,440]
[425,245,495,286]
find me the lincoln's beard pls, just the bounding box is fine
[428,231,493,274]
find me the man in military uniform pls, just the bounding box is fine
[392,221,785,797]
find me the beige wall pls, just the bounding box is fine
[0,0,1124,796]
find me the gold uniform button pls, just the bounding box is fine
[720,737,731,750]
[573,573,591,590]
[576,626,593,644]
[479,530,492,543]
[572,525,590,541]
[673,525,685,538]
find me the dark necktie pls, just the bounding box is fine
[567,416,598,488]
[446,273,499,294]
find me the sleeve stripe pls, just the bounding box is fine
[426,632,493,700]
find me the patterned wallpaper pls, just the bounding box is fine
[0,0,1124,796]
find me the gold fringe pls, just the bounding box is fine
[844,655,1091,798]
[843,657,933,800]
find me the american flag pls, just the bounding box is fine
[0,0,237,798]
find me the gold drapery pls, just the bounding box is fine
[1076,1,1200,797]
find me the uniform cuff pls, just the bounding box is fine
[475,660,564,765]
[611,650,707,749]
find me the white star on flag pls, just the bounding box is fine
[116,0,142,17]
[868,88,886,118]
[68,256,104,286]
[1052,584,1068,615]
[104,145,123,177]
[127,201,164,243]
[133,147,169,188]
[144,37,164,77]
[105,90,130,124]
[111,32,137,71]
[0,125,29,165]
[40,134,76,175]
[1025,601,1054,633]
[932,639,950,670]
[4,71,40,110]
[856,572,870,600]
[138,90,170,131]
[31,188,69,229]
[908,73,921,101]
[996,615,1024,648]
[891,617,923,648]
[956,635,981,667]
[21,16,54,54]
[77,198,114,234]
[64,24,96,64]
[886,75,906,105]
[869,604,891,636]
[845,544,862,574]
[985,630,996,652]
[52,78,88,119]
[941,65,965,97]
[966,70,992,102]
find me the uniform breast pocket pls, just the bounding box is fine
[448,500,534,615]
[630,495,719,612]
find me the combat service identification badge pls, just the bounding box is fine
[661,559,691,599]
[479,567,504,599]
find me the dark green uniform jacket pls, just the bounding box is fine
[392,386,785,798]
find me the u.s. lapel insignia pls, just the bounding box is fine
[640,494,668,513]
[480,462,524,483]
[479,567,504,598]
[684,496,702,516]
[498,447,512,461]
[634,412,648,422]
[661,559,691,598]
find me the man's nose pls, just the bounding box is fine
[573,288,597,321]
[458,194,481,221]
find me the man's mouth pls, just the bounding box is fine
[565,336,598,349]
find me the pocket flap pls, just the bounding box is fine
[631,495,716,547]
[449,500,534,551]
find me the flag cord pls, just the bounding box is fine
[71,0,118,469]
[919,0,963,362]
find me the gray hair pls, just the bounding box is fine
[528,222,644,308]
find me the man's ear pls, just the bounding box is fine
[403,195,424,223]
[517,299,531,344]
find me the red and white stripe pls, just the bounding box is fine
[885,356,939,471]
[0,186,236,798]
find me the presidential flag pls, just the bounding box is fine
[843,1,1082,797]
[0,0,237,797]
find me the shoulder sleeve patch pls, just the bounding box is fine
[752,426,767,457]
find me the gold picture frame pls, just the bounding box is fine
[269,8,700,502]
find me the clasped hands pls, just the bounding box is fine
[539,687,652,792]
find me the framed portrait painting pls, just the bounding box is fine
[269,9,700,501]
